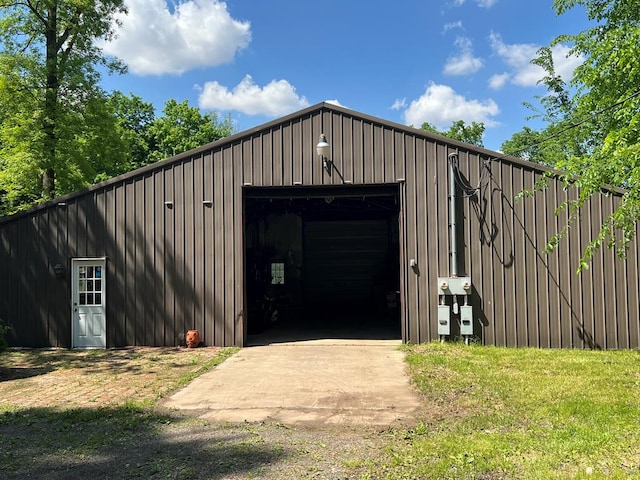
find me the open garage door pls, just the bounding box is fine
[244,185,401,342]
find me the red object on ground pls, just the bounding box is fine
[186,330,200,348]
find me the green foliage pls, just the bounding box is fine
[104,93,235,171]
[107,91,156,170]
[0,78,234,215]
[501,0,640,268]
[0,0,127,212]
[420,120,485,147]
[148,99,234,162]
[419,121,440,135]
[445,120,485,147]
[501,126,556,165]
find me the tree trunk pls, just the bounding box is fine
[42,169,56,200]
[42,3,59,200]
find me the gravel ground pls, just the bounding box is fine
[0,348,406,479]
[2,412,390,479]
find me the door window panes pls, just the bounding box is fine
[271,263,284,285]
[77,264,104,306]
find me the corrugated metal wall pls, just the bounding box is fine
[0,152,245,347]
[1,103,638,348]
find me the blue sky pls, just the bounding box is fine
[98,0,593,152]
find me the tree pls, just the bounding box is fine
[0,86,234,215]
[420,120,485,147]
[148,99,234,162]
[102,94,235,172]
[106,91,155,171]
[0,0,127,202]
[504,0,640,268]
[500,127,552,165]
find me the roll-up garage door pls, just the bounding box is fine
[303,218,389,318]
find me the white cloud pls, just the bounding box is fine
[99,0,251,75]
[198,75,309,116]
[551,44,584,81]
[403,83,499,128]
[444,51,484,76]
[489,32,583,87]
[444,37,483,76]
[443,21,463,33]
[488,72,510,90]
[325,99,345,107]
[452,0,496,7]
[391,98,407,110]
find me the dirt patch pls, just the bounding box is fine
[0,348,396,479]
[0,347,226,409]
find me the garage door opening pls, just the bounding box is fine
[244,185,401,343]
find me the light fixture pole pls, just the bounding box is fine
[316,133,332,176]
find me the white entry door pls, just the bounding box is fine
[71,258,106,348]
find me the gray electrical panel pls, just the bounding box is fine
[438,305,451,336]
[437,276,472,295]
[460,305,473,336]
[436,276,473,338]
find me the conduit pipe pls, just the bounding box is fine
[439,152,474,341]
[447,152,458,278]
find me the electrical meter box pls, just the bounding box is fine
[438,305,451,336]
[460,305,473,336]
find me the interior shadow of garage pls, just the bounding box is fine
[244,184,402,346]
[247,313,402,346]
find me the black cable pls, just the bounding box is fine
[495,88,640,161]
[448,153,489,198]
[447,88,640,198]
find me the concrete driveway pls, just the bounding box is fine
[162,337,423,426]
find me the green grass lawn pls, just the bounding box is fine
[365,342,640,480]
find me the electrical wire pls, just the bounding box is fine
[448,152,490,198]
[496,88,640,160]
[447,88,640,197]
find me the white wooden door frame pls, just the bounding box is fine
[71,258,107,348]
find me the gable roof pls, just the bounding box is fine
[0,102,554,224]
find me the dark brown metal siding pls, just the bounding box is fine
[0,150,243,347]
[458,155,640,349]
[1,103,639,348]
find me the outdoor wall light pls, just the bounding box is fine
[164,200,174,209]
[316,133,332,176]
[53,263,65,278]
